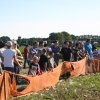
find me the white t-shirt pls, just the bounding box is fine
[2,49,16,68]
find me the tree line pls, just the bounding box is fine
[0,31,100,46]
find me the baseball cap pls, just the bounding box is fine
[6,41,12,47]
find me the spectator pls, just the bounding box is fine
[47,51,56,71]
[29,42,38,62]
[52,41,60,65]
[39,49,48,72]
[28,56,41,76]
[84,39,93,57]
[84,39,93,65]
[37,41,44,56]
[23,44,29,68]
[78,42,86,60]
[44,42,52,55]
[12,40,23,74]
[60,41,72,61]
[1,41,21,82]
[72,42,80,61]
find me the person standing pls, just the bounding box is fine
[2,41,15,71]
[47,51,56,71]
[84,39,93,66]
[52,41,60,65]
[60,41,72,61]
[1,41,21,82]
[12,40,23,73]
[23,44,29,68]
[29,42,38,63]
[39,49,48,72]
[84,39,93,58]
[37,41,44,57]
[28,56,41,76]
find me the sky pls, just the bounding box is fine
[0,0,100,39]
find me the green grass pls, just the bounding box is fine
[11,73,100,100]
[19,46,25,55]
[97,46,100,50]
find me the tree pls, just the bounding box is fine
[0,36,11,43]
[49,32,59,42]
[61,31,72,41]
[49,31,73,44]
[17,36,22,46]
[71,34,77,41]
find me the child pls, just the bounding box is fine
[39,49,48,72]
[47,51,57,71]
[28,56,41,76]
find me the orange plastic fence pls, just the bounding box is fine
[0,57,100,100]
[91,58,100,73]
[0,73,11,100]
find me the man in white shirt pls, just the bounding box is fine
[2,41,21,72]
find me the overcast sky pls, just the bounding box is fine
[0,0,100,39]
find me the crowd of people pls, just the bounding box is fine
[0,39,97,78]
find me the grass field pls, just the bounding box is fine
[97,46,100,50]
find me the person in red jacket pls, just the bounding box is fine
[23,44,29,68]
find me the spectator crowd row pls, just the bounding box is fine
[0,39,96,78]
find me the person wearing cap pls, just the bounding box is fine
[1,41,21,73]
[1,41,21,83]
